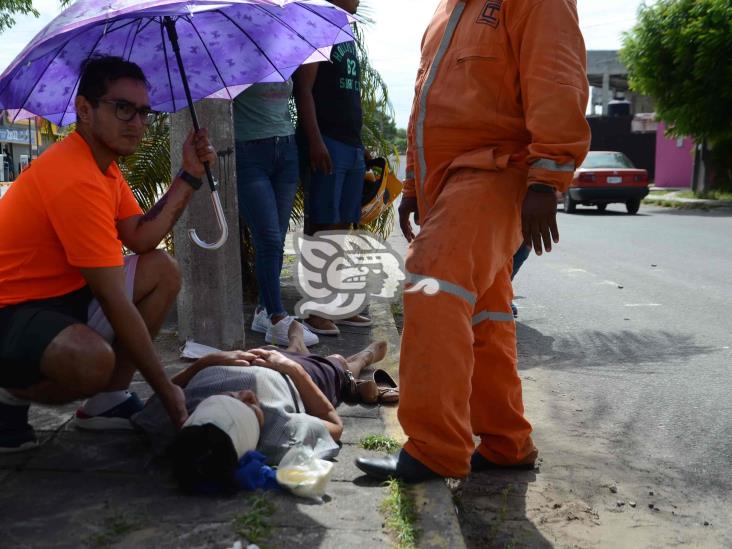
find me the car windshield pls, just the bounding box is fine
[581,152,635,169]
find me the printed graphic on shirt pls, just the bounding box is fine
[331,41,360,92]
[477,0,503,28]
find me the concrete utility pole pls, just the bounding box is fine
[171,100,245,349]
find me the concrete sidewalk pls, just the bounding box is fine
[0,267,463,548]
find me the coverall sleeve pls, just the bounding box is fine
[512,0,591,192]
[402,105,418,198]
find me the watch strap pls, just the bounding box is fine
[177,169,203,191]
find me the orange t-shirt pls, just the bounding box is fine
[0,131,143,307]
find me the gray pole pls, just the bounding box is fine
[171,101,245,349]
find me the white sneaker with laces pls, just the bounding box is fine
[251,307,272,334]
[265,316,320,347]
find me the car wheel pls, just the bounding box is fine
[597,203,607,212]
[626,199,641,215]
[563,193,576,213]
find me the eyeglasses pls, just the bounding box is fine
[98,99,158,125]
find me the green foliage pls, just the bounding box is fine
[118,115,171,213]
[621,0,732,142]
[381,479,419,549]
[0,0,39,33]
[359,434,401,453]
[231,495,276,545]
[0,0,71,34]
[118,115,173,251]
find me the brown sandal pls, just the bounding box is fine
[355,369,399,405]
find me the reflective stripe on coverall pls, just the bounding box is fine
[399,0,591,477]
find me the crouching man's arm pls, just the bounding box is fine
[81,266,188,427]
[116,129,217,254]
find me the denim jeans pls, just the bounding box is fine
[511,244,532,280]
[306,136,366,225]
[236,135,299,318]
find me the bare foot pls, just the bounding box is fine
[347,341,388,368]
[286,320,308,354]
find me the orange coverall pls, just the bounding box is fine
[399,0,591,477]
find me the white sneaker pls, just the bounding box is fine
[251,307,272,334]
[265,316,320,347]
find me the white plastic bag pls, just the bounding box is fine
[276,445,334,502]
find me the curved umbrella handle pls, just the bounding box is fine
[188,189,228,250]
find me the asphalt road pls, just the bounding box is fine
[387,200,731,545]
[512,203,732,494]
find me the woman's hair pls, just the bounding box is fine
[167,423,238,494]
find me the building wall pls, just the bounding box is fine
[654,122,694,188]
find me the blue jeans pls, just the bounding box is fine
[307,136,366,225]
[511,244,531,280]
[236,135,299,318]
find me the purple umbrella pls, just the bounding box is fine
[0,0,354,249]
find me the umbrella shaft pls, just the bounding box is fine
[163,16,215,192]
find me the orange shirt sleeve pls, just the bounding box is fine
[45,176,125,268]
[116,169,143,221]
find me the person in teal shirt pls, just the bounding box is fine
[234,82,318,348]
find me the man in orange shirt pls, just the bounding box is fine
[356,0,590,481]
[0,56,216,452]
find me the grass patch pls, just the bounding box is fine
[85,512,144,547]
[360,434,401,453]
[381,479,419,549]
[674,190,732,201]
[231,495,276,545]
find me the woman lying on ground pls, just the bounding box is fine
[130,321,390,492]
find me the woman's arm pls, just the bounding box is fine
[293,63,332,175]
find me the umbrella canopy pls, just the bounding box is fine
[0,0,354,125]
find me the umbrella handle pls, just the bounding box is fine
[188,189,228,250]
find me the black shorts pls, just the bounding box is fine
[279,350,350,407]
[0,287,93,389]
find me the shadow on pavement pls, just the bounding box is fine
[515,322,716,370]
[456,469,552,548]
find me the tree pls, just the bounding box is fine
[0,0,70,34]
[621,0,732,192]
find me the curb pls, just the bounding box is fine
[369,299,467,549]
[644,193,732,209]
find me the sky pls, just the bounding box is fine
[0,0,647,128]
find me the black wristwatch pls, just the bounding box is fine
[528,183,556,194]
[177,169,203,191]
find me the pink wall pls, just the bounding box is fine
[655,122,694,188]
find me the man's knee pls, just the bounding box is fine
[139,250,181,295]
[41,325,116,397]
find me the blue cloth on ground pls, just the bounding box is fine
[235,451,280,492]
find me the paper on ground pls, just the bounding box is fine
[180,340,221,359]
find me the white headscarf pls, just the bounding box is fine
[183,395,261,458]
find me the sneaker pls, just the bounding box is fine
[251,307,272,334]
[265,316,319,347]
[73,392,144,431]
[0,402,38,454]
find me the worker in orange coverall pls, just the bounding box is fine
[356,0,590,482]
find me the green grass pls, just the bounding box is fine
[675,189,732,201]
[231,495,277,545]
[360,434,401,453]
[85,513,144,547]
[381,479,419,549]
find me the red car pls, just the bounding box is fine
[562,151,649,215]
